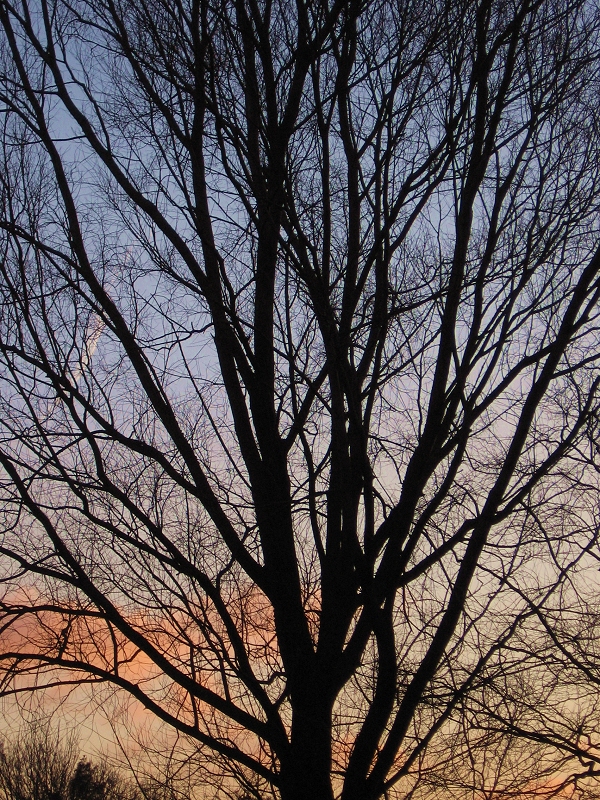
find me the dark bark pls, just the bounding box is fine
[1,0,600,798]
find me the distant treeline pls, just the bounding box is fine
[0,719,173,800]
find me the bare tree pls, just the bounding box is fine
[1,0,600,798]
[0,717,143,800]
[0,719,78,800]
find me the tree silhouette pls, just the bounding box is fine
[0,721,135,800]
[69,760,110,800]
[1,0,600,798]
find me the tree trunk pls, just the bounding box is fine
[279,700,335,800]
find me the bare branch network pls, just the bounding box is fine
[2,0,600,798]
